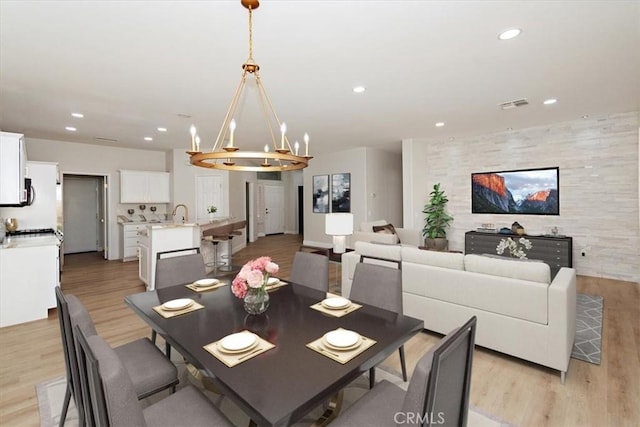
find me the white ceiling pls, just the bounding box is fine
[1,0,639,157]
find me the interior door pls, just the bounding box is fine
[63,176,99,253]
[196,175,223,223]
[264,185,284,235]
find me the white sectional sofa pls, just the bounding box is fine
[342,241,577,382]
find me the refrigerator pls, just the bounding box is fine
[0,161,60,231]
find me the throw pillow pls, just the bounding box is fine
[372,224,401,244]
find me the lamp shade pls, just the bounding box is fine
[325,213,354,236]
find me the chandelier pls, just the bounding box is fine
[187,0,312,172]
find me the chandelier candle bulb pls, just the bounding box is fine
[304,132,309,156]
[228,119,236,147]
[294,141,299,156]
[280,122,286,150]
[195,135,201,152]
[189,125,197,151]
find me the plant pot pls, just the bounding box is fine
[424,237,448,251]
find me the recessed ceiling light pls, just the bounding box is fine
[582,115,589,119]
[498,28,522,40]
[65,126,77,131]
[506,127,513,131]
[71,112,84,118]
[353,86,366,93]
[144,137,153,141]
[435,122,445,127]
[543,98,557,105]
[157,127,167,132]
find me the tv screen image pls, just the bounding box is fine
[471,167,559,215]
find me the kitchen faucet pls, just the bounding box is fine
[171,204,189,223]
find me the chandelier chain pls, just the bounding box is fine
[248,6,254,62]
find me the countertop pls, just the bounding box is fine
[0,235,61,250]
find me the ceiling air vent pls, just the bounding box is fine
[94,137,119,142]
[498,98,529,110]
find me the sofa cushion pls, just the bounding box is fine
[464,254,551,284]
[359,220,388,232]
[401,246,464,270]
[402,264,549,324]
[372,223,401,243]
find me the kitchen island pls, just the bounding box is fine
[137,223,201,291]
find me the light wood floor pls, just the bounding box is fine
[0,234,638,426]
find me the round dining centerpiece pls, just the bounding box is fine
[321,297,351,310]
[323,329,362,351]
[244,288,270,315]
[231,256,279,315]
[161,298,194,311]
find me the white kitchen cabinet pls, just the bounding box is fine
[119,223,147,261]
[0,239,59,327]
[138,240,150,284]
[119,170,170,203]
[0,131,27,205]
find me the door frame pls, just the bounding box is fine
[62,172,110,260]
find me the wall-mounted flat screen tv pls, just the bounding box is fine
[472,167,559,215]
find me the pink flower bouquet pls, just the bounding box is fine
[231,256,279,299]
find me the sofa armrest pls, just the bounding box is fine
[547,267,577,373]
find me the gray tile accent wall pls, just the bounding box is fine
[406,111,639,282]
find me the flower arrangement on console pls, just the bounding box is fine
[232,256,279,299]
[496,237,533,260]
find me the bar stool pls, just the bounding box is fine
[203,224,233,274]
[220,220,246,272]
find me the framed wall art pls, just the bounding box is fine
[331,173,351,213]
[312,175,329,213]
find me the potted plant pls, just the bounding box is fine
[422,183,454,251]
[207,205,218,222]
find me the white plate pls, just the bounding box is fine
[194,278,219,287]
[266,277,280,286]
[321,297,351,310]
[219,332,258,352]
[161,298,194,311]
[324,329,361,349]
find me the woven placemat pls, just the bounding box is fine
[307,330,376,364]
[186,281,228,293]
[310,301,362,318]
[204,331,275,368]
[152,301,205,319]
[265,280,288,292]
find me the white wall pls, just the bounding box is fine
[303,147,402,248]
[403,111,640,282]
[25,138,167,260]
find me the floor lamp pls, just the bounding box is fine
[325,213,353,253]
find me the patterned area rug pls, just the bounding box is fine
[571,293,604,364]
[37,362,511,427]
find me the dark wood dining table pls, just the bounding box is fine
[125,281,423,427]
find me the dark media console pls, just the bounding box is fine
[465,231,573,279]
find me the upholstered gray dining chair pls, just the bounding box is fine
[60,287,178,426]
[153,248,207,356]
[289,251,330,292]
[349,262,407,387]
[155,248,207,289]
[331,316,477,427]
[75,328,233,427]
[55,287,86,427]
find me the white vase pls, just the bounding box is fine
[208,213,215,222]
